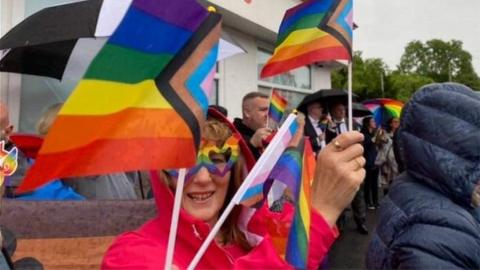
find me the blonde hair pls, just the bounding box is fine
[202,118,232,146]
[37,103,63,136]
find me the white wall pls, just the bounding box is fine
[207,0,299,33]
[219,29,259,119]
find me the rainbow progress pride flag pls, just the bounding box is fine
[261,0,353,78]
[19,0,221,192]
[268,89,288,124]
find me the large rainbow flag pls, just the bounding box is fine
[18,0,221,192]
[261,0,353,78]
[268,89,288,125]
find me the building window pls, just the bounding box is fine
[257,49,311,90]
[257,48,312,111]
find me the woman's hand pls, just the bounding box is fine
[311,131,366,227]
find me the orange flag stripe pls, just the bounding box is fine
[41,108,192,154]
[17,137,196,192]
[266,35,341,64]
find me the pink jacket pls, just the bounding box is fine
[101,170,337,269]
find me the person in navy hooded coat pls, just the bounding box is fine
[366,83,480,269]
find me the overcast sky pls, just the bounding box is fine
[353,0,480,74]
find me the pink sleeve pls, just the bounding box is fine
[307,209,339,269]
[101,232,166,270]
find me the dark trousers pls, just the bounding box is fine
[337,184,366,229]
[364,167,379,206]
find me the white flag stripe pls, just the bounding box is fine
[94,0,132,37]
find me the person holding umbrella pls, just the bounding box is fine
[302,101,329,154]
[298,89,372,156]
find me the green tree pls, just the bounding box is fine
[398,39,480,90]
[388,71,434,102]
[331,51,389,100]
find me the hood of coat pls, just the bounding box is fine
[397,83,480,210]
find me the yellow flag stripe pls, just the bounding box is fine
[60,80,172,115]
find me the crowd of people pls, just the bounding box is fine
[0,82,479,269]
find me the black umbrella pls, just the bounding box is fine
[0,0,104,80]
[0,0,245,81]
[297,89,358,113]
[352,102,373,117]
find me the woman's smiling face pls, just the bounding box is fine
[181,152,231,226]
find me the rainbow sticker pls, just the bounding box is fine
[0,141,19,186]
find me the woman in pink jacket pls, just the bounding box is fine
[102,108,366,269]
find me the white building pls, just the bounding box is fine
[0,0,335,132]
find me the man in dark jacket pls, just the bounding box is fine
[233,92,272,160]
[367,83,480,269]
[303,101,327,154]
[324,102,368,234]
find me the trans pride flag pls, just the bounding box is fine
[268,89,288,125]
[19,0,221,192]
[261,0,353,78]
[239,114,299,207]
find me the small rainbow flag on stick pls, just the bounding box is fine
[285,138,314,268]
[258,137,314,268]
[18,0,221,192]
[261,0,353,78]
[268,89,288,125]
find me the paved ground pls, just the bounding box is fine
[328,208,378,270]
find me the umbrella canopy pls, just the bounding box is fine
[0,0,245,80]
[352,102,372,117]
[362,98,404,128]
[297,89,358,114]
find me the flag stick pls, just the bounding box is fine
[347,61,353,131]
[266,89,274,129]
[165,168,187,270]
[187,113,298,270]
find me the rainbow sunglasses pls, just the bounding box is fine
[166,134,240,181]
